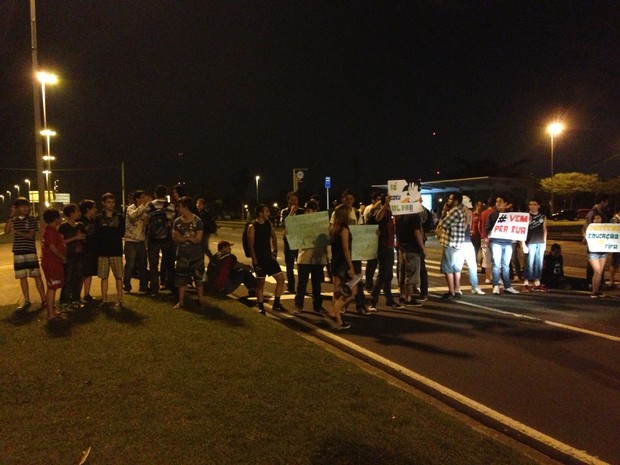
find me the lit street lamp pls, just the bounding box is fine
[255,175,260,206]
[14,185,20,197]
[37,71,58,209]
[547,122,564,214]
[6,190,12,203]
[24,179,31,201]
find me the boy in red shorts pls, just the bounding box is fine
[41,209,67,320]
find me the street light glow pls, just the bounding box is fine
[37,71,58,85]
[547,122,564,136]
[40,129,57,137]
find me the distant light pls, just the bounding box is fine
[40,129,57,136]
[547,122,564,136]
[273,202,278,208]
[255,175,260,181]
[43,170,52,174]
[37,71,58,85]
[43,156,56,161]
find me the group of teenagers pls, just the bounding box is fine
[4,184,218,321]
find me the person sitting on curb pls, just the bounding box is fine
[207,241,257,297]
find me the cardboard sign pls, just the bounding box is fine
[284,211,330,250]
[388,179,424,216]
[585,223,620,252]
[349,225,378,260]
[490,212,530,241]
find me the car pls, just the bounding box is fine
[550,209,579,221]
[577,208,590,219]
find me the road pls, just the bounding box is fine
[1,222,618,464]
[212,222,620,465]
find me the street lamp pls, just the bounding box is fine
[255,175,260,205]
[14,185,20,197]
[40,129,56,205]
[547,122,564,214]
[24,179,30,201]
[37,71,58,209]
[6,190,12,203]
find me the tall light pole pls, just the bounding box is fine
[6,191,12,203]
[547,122,564,214]
[24,179,31,201]
[40,129,56,205]
[255,175,260,206]
[14,185,20,197]
[37,71,58,208]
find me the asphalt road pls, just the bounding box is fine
[212,222,620,465]
[1,222,618,464]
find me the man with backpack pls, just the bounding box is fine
[207,241,256,296]
[196,198,217,260]
[147,185,176,295]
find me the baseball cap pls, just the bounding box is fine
[217,240,234,251]
[462,196,473,209]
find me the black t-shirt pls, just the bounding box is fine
[59,222,86,256]
[396,214,423,253]
[252,220,273,261]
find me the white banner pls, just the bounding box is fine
[387,179,424,216]
[284,211,330,250]
[585,223,620,253]
[349,225,378,260]
[489,212,530,241]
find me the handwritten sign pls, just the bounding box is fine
[350,225,378,260]
[284,211,330,250]
[585,223,620,252]
[388,179,424,216]
[490,212,530,241]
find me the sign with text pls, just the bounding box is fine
[350,225,378,260]
[585,223,620,252]
[284,211,330,250]
[489,212,530,241]
[388,179,424,216]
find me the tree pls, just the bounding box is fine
[540,172,599,209]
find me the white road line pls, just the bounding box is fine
[276,312,610,465]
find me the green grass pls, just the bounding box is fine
[0,293,541,465]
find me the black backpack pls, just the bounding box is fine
[148,202,171,241]
[242,222,252,258]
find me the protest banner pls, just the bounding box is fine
[584,223,620,253]
[388,179,424,216]
[284,211,330,250]
[350,225,378,260]
[489,212,530,241]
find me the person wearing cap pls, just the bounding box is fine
[206,241,257,296]
[461,196,485,295]
[522,198,547,292]
[437,192,466,299]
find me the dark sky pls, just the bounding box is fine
[1,1,619,206]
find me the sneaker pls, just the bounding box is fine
[173,303,184,309]
[258,308,266,314]
[591,292,607,298]
[16,301,32,311]
[356,306,370,315]
[292,306,303,314]
[440,292,454,300]
[405,299,422,307]
[312,307,327,314]
[522,285,531,293]
[504,287,520,294]
[368,304,378,312]
[455,290,463,295]
[453,292,462,298]
[388,302,405,310]
[492,286,500,294]
[417,294,428,302]
[83,294,94,302]
[484,279,492,284]
[534,285,548,293]
[337,320,351,330]
[471,288,485,295]
[114,301,123,308]
[272,304,286,312]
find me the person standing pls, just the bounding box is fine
[362,192,382,291]
[609,206,620,289]
[58,203,86,308]
[41,208,67,320]
[123,190,150,293]
[485,195,519,295]
[522,198,547,292]
[461,196,485,295]
[78,199,98,302]
[4,197,46,310]
[248,204,286,314]
[437,192,467,299]
[196,198,216,260]
[94,193,125,307]
[478,197,495,285]
[146,185,176,295]
[280,191,304,294]
[172,196,206,308]
[585,194,609,289]
[395,210,425,306]
[328,205,354,329]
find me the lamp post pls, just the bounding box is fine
[40,129,56,205]
[255,175,260,206]
[547,122,564,214]
[6,191,12,203]
[24,179,30,201]
[14,185,20,197]
[37,71,58,209]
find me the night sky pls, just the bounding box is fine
[1,1,619,208]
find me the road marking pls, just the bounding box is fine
[273,311,610,465]
[451,299,620,342]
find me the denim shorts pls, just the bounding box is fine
[440,246,464,273]
[588,252,608,260]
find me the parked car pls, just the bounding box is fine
[550,209,579,221]
[577,208,590,219]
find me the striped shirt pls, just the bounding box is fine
[12,215,39,255]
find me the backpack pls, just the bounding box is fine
[147,202,171,241]
[205,214,218,234]
[420,207,435,233]
[242,222,252,258]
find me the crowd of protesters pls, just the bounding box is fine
[3,183,618,327]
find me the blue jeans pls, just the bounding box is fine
[124,241,148,291]
[462,241,479,289]
[524,242,545,281]
[491,240,513,288]
[371,245,396,305]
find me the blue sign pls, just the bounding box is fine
[325,176,331,189]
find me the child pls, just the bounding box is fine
[59,204,86,309]
[172,196,206,308]
[78,199,98,302]
[41,208,67,320]
[4,197,46,310]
